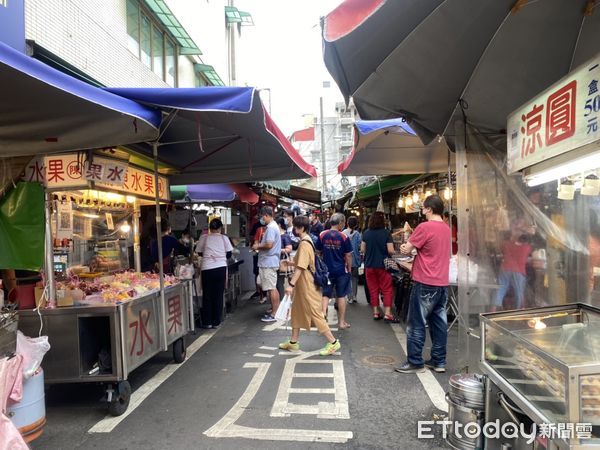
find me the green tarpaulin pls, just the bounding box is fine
[0,182,45,270]
[356,175,422,201]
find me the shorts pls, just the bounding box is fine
[258,267,278,291]
[323,273,351,299]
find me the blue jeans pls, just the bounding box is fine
[494,271,526,309]
[406,282,448,367]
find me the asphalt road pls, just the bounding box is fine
[31,290,461,450]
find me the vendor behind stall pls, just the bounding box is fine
[151,219,189,275]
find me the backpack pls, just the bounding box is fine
[305,238,330,289]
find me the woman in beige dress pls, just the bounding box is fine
[280,215,341,356]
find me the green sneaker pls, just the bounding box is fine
[279,340,300,352]
[319,340,341,356]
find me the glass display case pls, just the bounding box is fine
[481,303,600,444]
[51,190,134,279]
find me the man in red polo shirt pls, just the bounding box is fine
[395,195,451,374]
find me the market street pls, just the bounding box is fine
[31,292,459,450]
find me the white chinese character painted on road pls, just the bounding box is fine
[204,349,352,443]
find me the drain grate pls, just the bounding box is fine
[362,355,397,366]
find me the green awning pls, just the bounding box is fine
[170,185,187,201]
[225,6,242,23]
[194,64,225,87]
[260,180,291,191]
[356,175,422,201]
[143,0,202,55]
[0,182,45,271]
[239,11,254,26]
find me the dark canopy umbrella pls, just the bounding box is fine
[338,119,451,176]
[0,42,159,156]
[323,0,600,144]
[106,87,317,184]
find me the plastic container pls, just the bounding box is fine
[12,283,36,309]
[8,369,46,443]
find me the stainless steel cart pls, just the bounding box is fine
[18,281,194,416]
[481,303,600,449]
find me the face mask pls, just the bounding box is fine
[284,217,290,226]
[182,238,190,244]
[259,218,266,226]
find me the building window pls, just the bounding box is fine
[195,74,207,87]
[126,0,179,86]
[152,25,164,80]
[140,14,152,68]
[126,0,140,56]
[165,38,177,87]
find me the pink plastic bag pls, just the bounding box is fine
[0,355,28,450]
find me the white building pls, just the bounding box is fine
[23,0,252,88]
[290,101,357,198]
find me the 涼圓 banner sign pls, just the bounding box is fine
[507,53,600,174]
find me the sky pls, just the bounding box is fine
[234,0,345,136]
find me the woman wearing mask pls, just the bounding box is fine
[361,212,396,321]
[343,216,362,304]
[195,218,233,328]
[280,216,341,355]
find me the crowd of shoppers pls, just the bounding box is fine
[185,195,452,366]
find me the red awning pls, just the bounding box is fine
[290,127,315,142]
[322,0,385,41]
[229,183,259,205]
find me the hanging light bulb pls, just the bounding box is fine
[412,191,419,203]
[444,187,452,200]
[120,221,131,233]
[397,197,404,208]
[406,196,413,207]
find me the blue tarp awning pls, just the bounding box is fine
[338,118,452,176]
[107,87,318,184]
[0,42,160,156]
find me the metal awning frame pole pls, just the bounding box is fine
[133,199,141,272]
[153,141,168,351]
[153,109,179,351]
[44,191,56,308]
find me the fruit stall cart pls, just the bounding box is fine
[17,153,194,415]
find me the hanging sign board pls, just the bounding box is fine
[22,154,170,201]
[84,157,128,186]
[105,213,114,230]
[97,163,169,202]
[22,154,85,188]
[507,53,600,174]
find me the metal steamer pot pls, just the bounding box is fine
[449,373,486,409]
[446,374,486,450]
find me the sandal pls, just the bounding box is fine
[373,313,382,320]
[384,315,400,323]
